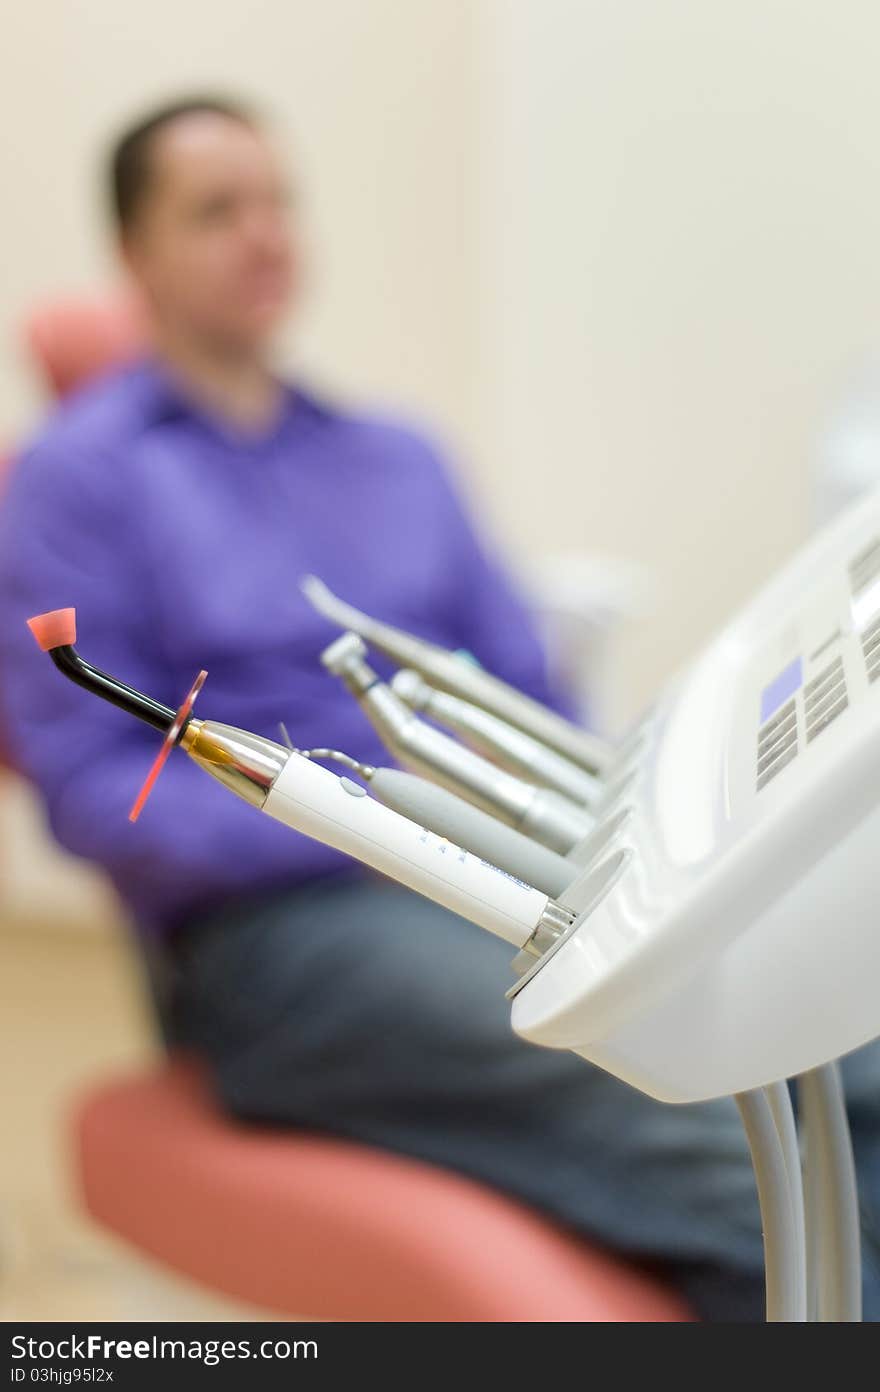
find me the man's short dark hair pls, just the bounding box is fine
[109,95,256,233]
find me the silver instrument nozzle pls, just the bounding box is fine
[181,719,290,808]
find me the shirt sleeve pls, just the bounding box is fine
[0,441,353,932]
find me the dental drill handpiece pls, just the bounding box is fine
[320,633,593,856]
[390,669,601,809]
[278,732,574,901]
[301,575,610,776]
[27,609,575,956]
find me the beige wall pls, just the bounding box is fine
[476,0,880,719]
[5,0,880,719]
[0,0,478,447]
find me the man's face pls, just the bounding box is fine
[124,113,296,354]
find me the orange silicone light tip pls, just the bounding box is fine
[27,608,77,651]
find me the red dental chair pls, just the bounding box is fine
[18,292,691,1321]
[24,290,148,400]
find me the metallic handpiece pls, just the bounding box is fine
[320,632,592,855]
[301,575,610,776]
[391,668,600,808]
[28,610,576,961]
[183,720,288,804]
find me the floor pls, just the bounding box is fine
[0,770,273,1321]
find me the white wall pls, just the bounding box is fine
[5,0,880,722]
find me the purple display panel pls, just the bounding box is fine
[760,656,803,725]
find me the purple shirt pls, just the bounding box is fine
[0,361,563,935]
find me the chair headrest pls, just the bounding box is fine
[23,292,150,400]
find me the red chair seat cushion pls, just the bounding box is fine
[73,1057,692,1321]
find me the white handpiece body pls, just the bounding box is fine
[265,752,551,949]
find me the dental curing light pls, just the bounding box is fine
[26,608,574,962]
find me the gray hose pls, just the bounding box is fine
[370,768,574,899]
[798,1063,862,1321]
[765,1080,807,1321]
[803,1103,821,1320]
[735,1088,803,1321]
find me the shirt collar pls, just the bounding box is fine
[135,355,326,446]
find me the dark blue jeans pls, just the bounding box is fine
[168,876,880,1322]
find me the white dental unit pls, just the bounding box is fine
[514,499,880,1107]
[31,486,880,1323]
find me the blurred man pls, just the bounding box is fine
[0,97,801,1320]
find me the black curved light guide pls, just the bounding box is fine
[47,643,179,736]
